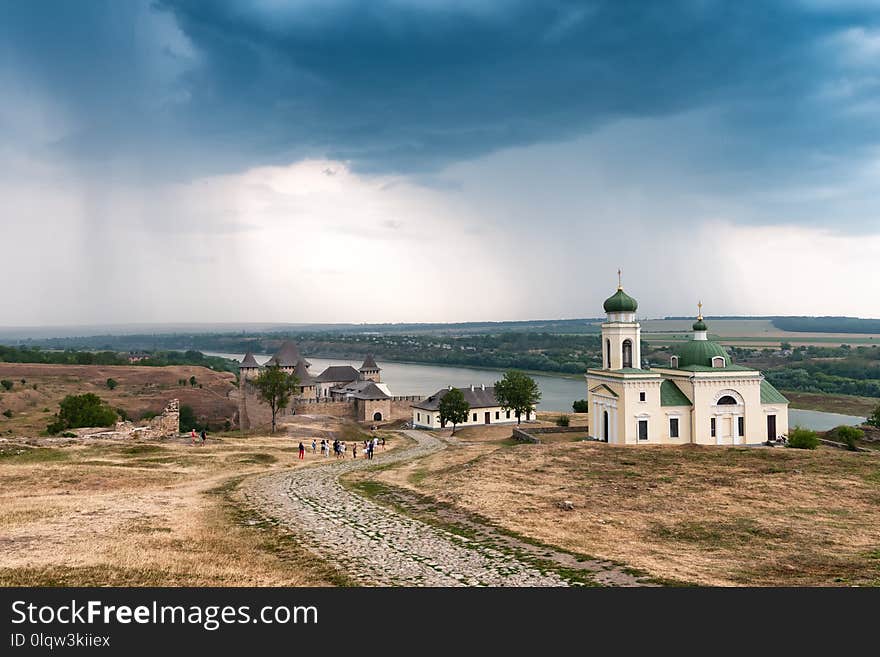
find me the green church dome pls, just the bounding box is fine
[603,288,638,313]
[692,302,707,331]
[674,340,731,368]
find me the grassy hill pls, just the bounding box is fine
[0,363,237,436]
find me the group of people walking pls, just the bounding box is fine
[301,435,385,460]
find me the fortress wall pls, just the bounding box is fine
[390,399,420,420]
[238,385,424,429]
[294,399,356,417]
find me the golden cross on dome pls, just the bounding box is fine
[617,269,622,290]
[697,300,703,320]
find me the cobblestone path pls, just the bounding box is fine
[242,430,569,586]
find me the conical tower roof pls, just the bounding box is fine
[360,354,380,371]
[293,359,314,385]
[240,351,260,368]
[265,340,310,368]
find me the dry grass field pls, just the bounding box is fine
[375,428,880,586]
[0,363,238,435]
[0,415,384,586]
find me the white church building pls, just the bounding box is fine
[586,278,789,445]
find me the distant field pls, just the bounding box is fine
[640,318,880,347]
[783,392,878,416]
[641,318,782,336]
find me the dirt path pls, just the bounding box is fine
[242,430,649,586]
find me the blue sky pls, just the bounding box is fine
[2,0,879,324]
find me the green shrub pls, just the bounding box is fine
[140,410,158,421]
[2,409,12,418]
[556,414,570,427]
[46,393,117,435]
[868,404,880,428]
[572,399,589,413]
[787,427,819,450]
[106,378,118,390]
[0,380,12,391]
[832,425,864,451]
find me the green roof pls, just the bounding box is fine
[760,380,789,404]
[692,318,707,331]
[660,380,692,406]
[611,368,651,374]
[674,339,731,368]
[603,288,638,312]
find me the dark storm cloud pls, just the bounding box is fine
[160,0,866,172]
[3,0,879,177]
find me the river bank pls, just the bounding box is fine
[783,391,877,417]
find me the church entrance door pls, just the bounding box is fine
[721,415,734,445]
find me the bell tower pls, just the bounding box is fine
[600,270,641,370]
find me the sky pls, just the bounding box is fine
[2,0,880,326]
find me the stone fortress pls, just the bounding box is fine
[237,341,421,430]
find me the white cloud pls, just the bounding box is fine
[0,159,517,325]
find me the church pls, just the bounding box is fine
[586,277,789,445]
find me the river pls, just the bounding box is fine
[206,352,866,431]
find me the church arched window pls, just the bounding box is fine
[622,339,633,369]
[712,356,725,368]
[670,355,679,368]
[717,395,737,405]
[606,339,611,369]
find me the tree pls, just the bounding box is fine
[438,387,469,435]
[833,425,864,451]
[572,399,589,413]
[868,404,880,428]
[494,370,541,425]
[47,393,117,434]
[189,376,197,387]
[106,378,118,390]
[251,363,299,433]
[179,404,198,432]
[0,380,12,391]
